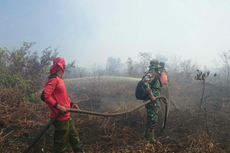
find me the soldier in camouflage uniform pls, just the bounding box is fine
[141,59,168,143]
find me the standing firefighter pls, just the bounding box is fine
[41,57,83,153]
[159,62,179,111]
[141,59,168,143]
[159,62,170,117]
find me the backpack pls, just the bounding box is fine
[135,80,148,100]
[135,73,161,100]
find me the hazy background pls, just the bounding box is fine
[1,0,230,69]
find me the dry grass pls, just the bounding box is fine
[0,77,230,152]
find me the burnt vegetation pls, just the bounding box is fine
[1,43,230,152]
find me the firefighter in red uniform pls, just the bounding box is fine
[41,57,83,153]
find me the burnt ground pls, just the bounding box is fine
[1,101,230,153]
[1,80,230,152]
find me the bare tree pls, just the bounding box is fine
[138,52,152,74]
[219,50,230,87]
[105,56,123,76]
[180,59,198,82]
[155,54,168,63]
[126,57,135,77]
[167,55,181,80]
[63,60,75,79]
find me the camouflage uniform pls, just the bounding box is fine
[141,60,161,134]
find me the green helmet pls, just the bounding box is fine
[149,59,161,69]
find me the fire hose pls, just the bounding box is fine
[23,95,167,153]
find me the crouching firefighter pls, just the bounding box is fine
[140,59,168,143]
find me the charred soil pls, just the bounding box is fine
[1,79,230,152]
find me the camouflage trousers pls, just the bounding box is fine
[52,117,83,153]
[145,93,160,131]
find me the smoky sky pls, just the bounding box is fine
[1,0,230,69]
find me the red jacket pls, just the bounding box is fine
[41,74,73,121]
[160,71,168,84]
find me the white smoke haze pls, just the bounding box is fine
[0,0,230,69]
